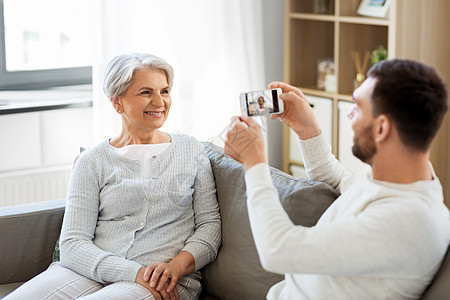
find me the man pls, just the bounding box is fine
[224,59,450,299]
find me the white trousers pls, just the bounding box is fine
[4,263,201,300]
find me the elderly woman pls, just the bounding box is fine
[254,96,271,116]
[5,53,221,300]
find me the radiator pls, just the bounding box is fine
[0,166,72,207]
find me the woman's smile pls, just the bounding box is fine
[144,110,165,117]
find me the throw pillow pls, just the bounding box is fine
[201,142,338,300]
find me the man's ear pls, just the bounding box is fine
[374,114,391,143]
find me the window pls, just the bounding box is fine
[0,0,94,90]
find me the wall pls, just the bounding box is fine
[396,0,450,206]
[0,106,94,206]
[262,0,285,170]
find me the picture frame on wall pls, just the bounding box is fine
[357,0,391,18]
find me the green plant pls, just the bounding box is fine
[53,237,60,262]
[370,45,388,65]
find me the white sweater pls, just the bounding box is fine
[60,134,221,284]
[245,133,450,299]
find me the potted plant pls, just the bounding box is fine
[371,45,388,65]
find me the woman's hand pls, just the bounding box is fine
[141,251,195,299]
[136,267,178,300]
[224,116,267,171]
[268,82,322,140]
[144,262,182,297]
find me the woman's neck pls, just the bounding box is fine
[110,130,171,147]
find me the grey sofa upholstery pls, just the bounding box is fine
[0,143,449,299]
[0,198,65,298]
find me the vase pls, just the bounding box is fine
[354,73,365,89]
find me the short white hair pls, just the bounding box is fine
[103,53,174,99]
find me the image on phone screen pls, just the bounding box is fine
[244,89,280,116]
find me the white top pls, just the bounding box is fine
[255,107,271,115]
[111,143,170,194]
[245,133,450,300]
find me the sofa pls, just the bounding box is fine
[1,142,449,299]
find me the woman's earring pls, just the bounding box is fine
[117,110,122,114]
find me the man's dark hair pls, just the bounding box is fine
[368,59,448,152]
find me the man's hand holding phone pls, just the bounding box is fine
[227,82,323,171]
[268,82,322,140]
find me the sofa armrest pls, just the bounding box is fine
[0,198,65,284]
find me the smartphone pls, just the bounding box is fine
[240,88,283,117]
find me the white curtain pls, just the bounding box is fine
[92,0,266,144]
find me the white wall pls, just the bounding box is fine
[262,0,285,170]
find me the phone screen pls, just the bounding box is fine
[244,89,280,116]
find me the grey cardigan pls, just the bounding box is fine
[59,134,221,284]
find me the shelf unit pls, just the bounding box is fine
[283,0,450,206]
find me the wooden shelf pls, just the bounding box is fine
[336,95,353,102]
[287,19,334,89]
[297,87,354,103]
[338,16,390,26]
[285,0,389,172]
[289,13,335,22]
[284,0,450,206]
[289,13,390,26]
[338,23,388,95]
[298,87,335,99]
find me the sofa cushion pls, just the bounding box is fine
[201,142,338,300]
[0,282,24,298]
[0,198,65,285]
[421,245,450,299]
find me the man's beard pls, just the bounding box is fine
[352,124,376,164]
